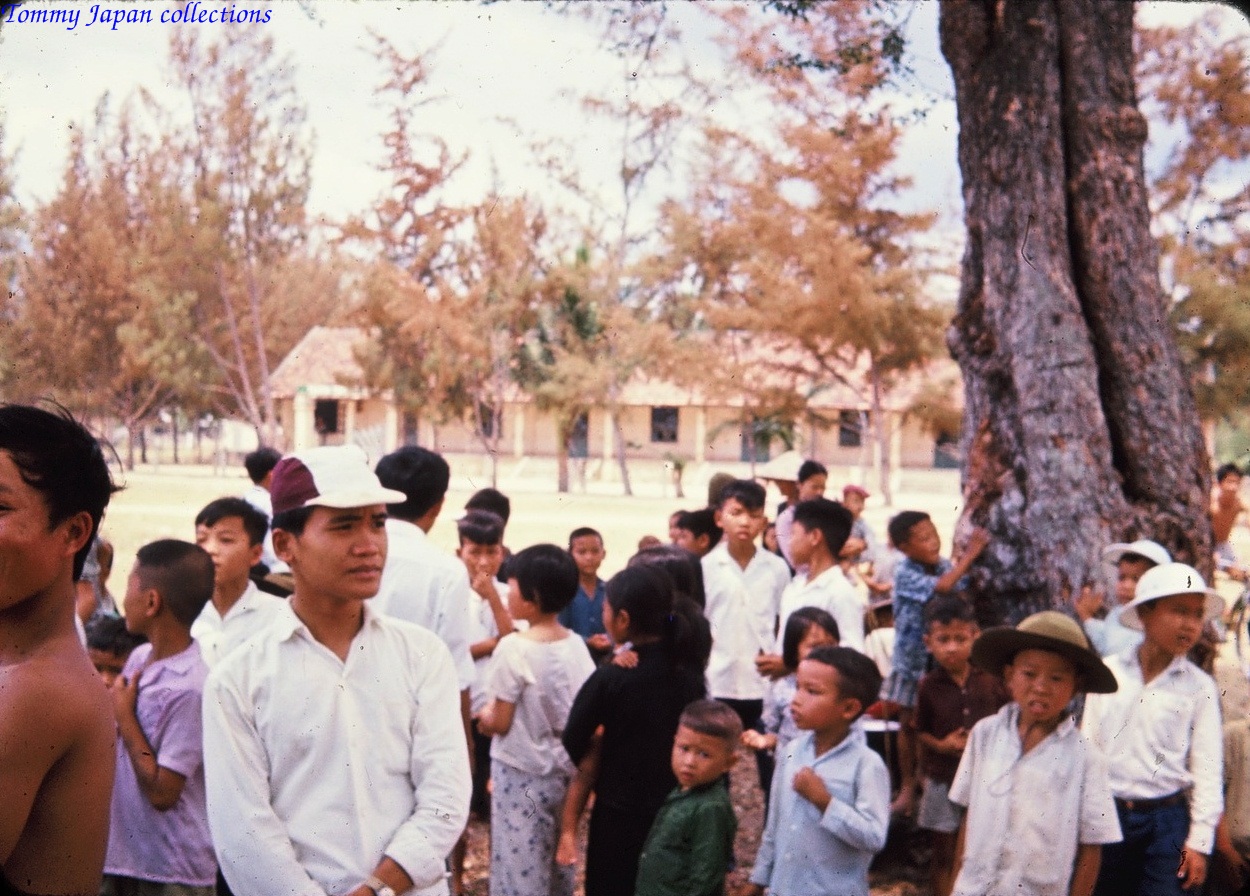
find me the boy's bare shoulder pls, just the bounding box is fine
[0,645,112,758]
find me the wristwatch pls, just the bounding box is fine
[362,875,397,896]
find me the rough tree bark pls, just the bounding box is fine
[940,0,1211,623]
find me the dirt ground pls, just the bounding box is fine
[458,742,930,896]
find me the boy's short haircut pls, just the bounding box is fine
[196,497,269,547]
[465,487,511,525]
[797,459,827,483]
[678,698,743,748]
[804,645,883,718]
[271,505,315,537]
[791,498,853,557]
[782,606,840,670]
[717,479,766,512]
[243,447,282,485]
[458,509,505,547]
[706,472,736,508]
[675,508,723,550]
[85,614,147,656]
[0,404,121,580]
[887,510,932,549]
[375,446,450,521]
[1217,463,1243,483]
[134,540,215,628]
[923,593,977,629]
[569,526,603,549]
[503,544,579,615]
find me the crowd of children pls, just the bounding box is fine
[15,418,1250,896]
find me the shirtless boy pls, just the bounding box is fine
[0,405,119,895]
[1212,463,1248,581]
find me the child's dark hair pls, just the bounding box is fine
[569,527,604,550]
[717,478,766,512]
[782,606,840,670]
[504,544,579,614]
[791,498,853,557]
[923,593,977,629]
[1217,462,1243,483]
[674,508,722,550]
[627,544,706,608]
[803,645,883,718]
[466,487,511,525]
[0,404,121,580]
[195,497,269,547]
[458,509,505,547]
[243,447,282,485]
[133,540,215,628]
[887,510,932,549]
[679,698,743,748]
[797,459,827,483]
[375,446,449,521]
[605,566,711,671]
[85,614,147,656]
[271,505,314,537]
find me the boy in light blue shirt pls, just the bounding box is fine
[746,647,889,896]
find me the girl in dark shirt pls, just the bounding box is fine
[560,565,711,896]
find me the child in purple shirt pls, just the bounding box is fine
[102,540,217,896]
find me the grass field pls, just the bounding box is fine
[98,460,966,590]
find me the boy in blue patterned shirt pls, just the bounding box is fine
[879,511,989,815]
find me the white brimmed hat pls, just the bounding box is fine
[1102,539,1171,568]
[1120,562,1223,631]
[270,445,405,516]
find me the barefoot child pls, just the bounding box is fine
[1083,563,1225,895]
[952,611,1121,896]
[477,545,595,896]
[881,511,990,816]
[634,699,740,896]
[103,540,217,896]
[746,646,890,896]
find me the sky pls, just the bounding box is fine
[0,0,1242,245]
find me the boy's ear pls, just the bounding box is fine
[840,696,865,721]
[695,533,710,552]
[713,508,723,527]
[143,586,163,620]
[248,542,263,566]
[272,529,297,565]
[58,510,94,560]
[616,607,632,632]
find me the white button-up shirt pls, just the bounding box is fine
[702,542,791,700]
[190,580,286,668]
[951,704,1121,896]
[374,519,476,691]
[1082,648,1223,853]
[776,565,864,654]
[202,601,470,896]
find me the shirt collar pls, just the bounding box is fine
[271,597,385,644]
[807,722,869,763]
[143,641,203,678]
[1122,645,1191,679]
[385,517,427,544]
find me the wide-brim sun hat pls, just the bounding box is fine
[1102,539,1171,568]
[971,610,1118,694]
[270,445,406,516]
[1119,562,1223,631]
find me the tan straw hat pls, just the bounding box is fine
[1119,562,1223,631]
[971,610,1118,694]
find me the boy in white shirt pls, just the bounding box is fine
[1083,562,1225,895]
[951,611,1121,896]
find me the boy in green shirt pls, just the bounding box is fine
[634,699,741,896]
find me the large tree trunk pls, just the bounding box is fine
[940,0,1211,624]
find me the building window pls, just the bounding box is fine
[650,406,679,443]
[568,412,589,459]
[314,399,342,435]
[838,410,862,448]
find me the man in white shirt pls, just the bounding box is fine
[203,445,470,896]
[373,447,476,746]
[191,497,285,668]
